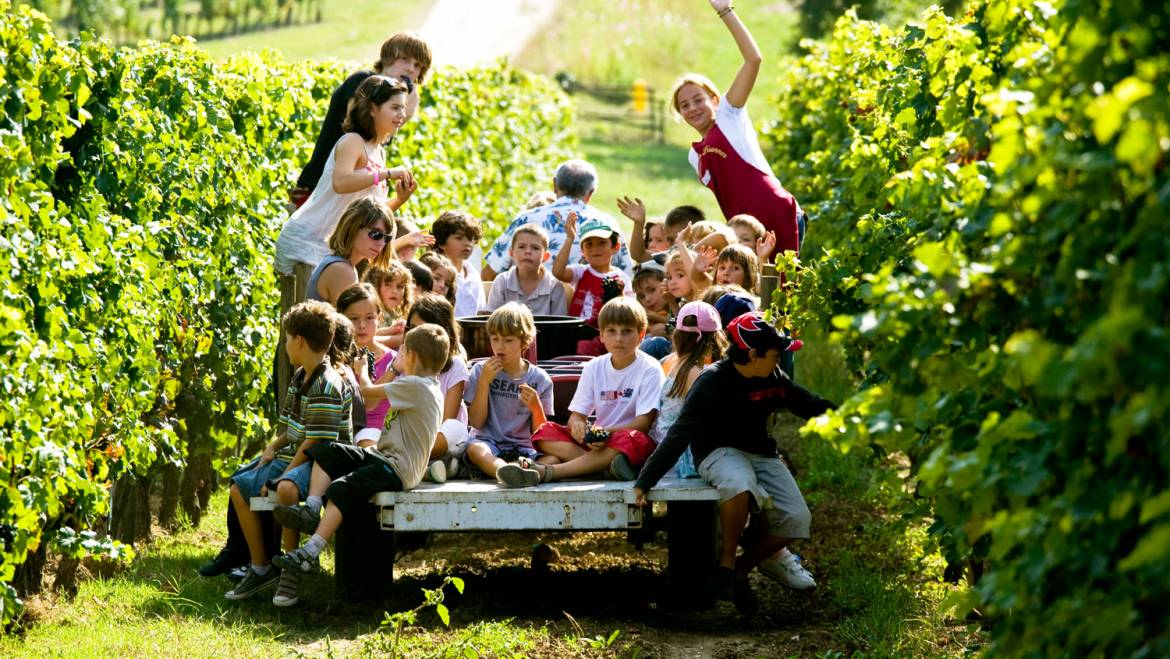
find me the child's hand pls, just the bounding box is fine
[394,176,418,205]
[354,356,373,384]
[632,487,647,507]
[389,319,407,336]
[518,383,540,410]
[568,416,588,442]
[616,196,646,224]
[675,224,692,247]
[650,322,667,337]
[562,211,578,241]
[481,356,503,381]
[384,167,414,186]
[260,443,277,464]
[756,230,777,261]
[694,245,718,273]
[400,229,435,250]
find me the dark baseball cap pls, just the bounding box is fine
[714,292,756,328]
[727,312,803,353]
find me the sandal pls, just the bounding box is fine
[517,457,554,483]
[496,462,540,488]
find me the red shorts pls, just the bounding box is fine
[532,422,655,466]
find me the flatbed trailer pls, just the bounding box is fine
[251,479,719,602]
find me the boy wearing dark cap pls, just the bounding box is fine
[633,312,836,614]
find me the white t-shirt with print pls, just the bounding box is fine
[569,352,665,429]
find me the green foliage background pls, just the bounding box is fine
[0,0,572,624]
[765,0,1169,654]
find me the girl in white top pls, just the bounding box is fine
[275,75,416,276]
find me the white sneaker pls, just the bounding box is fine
[426,459,448,483]
[446,456,463,479]
[758,548,816,590]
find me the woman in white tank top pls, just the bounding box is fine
[275,75,417,276]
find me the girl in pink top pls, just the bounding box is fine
[671,0,801,261]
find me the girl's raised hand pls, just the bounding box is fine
[384,167,414,186]
[675,224,692,248]
[694,245,718,272]
[708,0,732,11]
[616,196,646,224]
[756,230,777,260]
[389,319,407,336]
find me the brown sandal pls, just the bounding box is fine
[518,457,554,483]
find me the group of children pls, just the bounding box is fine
[208,184,834,616]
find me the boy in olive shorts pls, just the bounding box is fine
[634,312,836,614]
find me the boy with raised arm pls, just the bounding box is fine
[633,312,836,614]
[269,324,448,591]
[552,212,634,328]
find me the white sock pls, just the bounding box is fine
[305,496,323,514]
[252,563,271,575]
[304,534,327,558]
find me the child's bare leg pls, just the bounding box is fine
[534,441,585,463]
[736,524,790,579]
[466,442,505,479]
[306,462,331,499]
[530,446,618,480]
[429,431,449,460]
[276,480,300,551]
[719,492,752,570]
[313,502,344,542]
[229,483,268,566]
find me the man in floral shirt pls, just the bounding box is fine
[482,159,634,281]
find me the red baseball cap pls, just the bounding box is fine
[726,312,803,353]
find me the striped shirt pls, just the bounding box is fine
[277,361,353,452]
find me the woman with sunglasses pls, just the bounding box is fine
[276,75,427,286]
[304,197,397,306]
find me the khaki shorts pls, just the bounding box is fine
[698,446,811,540]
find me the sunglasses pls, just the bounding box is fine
[367,229,391,243]
[366,75,411,104]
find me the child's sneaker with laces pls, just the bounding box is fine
[272,545,320,574]
[224,565,279,600]
[758,548,816,590]
[426,459,448,483]
[273,503,321,536]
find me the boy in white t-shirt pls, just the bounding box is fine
[551,212,633,328]
[523,298,664,482]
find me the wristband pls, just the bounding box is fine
[718,6,734,17]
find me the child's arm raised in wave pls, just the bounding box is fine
[617,197,650,262]
[690,245,717,290]
[551,211,578,283]
[713,0,763,110]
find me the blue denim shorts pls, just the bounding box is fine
[230,456,312,499]
[462,435,539,479]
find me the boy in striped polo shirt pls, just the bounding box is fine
[225,300,353,606]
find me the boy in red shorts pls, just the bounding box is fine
[517,298,664,482]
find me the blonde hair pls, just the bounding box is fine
[403,323,449,376]
[512,223,550,249]
[598,297,647,332]
[363,260,415,318]
[524,191,556,210]
[328,197,395,269]
[669,73,720,119]
[486,302,537,348]
[665,250,694,300]
[686,220,722,247]
[717,244,760,292]
[727,214,766,244]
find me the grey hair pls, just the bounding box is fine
[553,159,599,199]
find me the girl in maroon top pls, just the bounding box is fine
[671,1,802,261]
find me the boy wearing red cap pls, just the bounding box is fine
[634,312,836,614]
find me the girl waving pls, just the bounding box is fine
[672,1,804,261]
